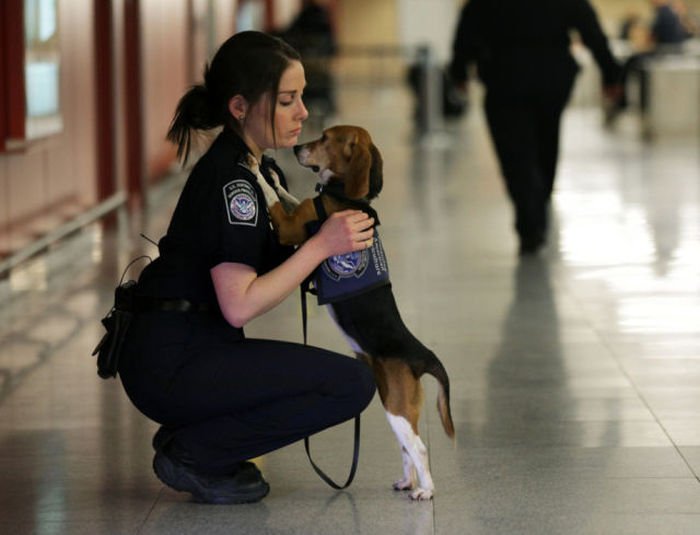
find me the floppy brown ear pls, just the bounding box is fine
[367,143,383,199]
[344,137,372,199]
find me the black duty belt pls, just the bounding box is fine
[119,295,215,314]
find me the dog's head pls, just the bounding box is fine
[293,125,383,200]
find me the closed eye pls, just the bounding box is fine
[278,90,298,107]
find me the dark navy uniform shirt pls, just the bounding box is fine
[137,128,294,307]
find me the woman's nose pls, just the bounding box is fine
[298,99,309,121]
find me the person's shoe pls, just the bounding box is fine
[518,235,545,256]
[153,449,270,504]
[603,101,624,127]
[603,83,626,127]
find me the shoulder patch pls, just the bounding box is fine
[223,179,258,226]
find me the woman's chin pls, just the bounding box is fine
[278,135,300,149]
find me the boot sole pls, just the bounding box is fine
[153,451,270,504]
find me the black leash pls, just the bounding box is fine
[301,280,362,490]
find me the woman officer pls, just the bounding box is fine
[117,31,376,505]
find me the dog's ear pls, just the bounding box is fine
[344,134,372,199]
[367,143,383,199]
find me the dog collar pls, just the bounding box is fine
[315,183,380,225]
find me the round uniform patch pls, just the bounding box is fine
[223,179,259,226]
[322,250,369,281]
[231,192,256,221]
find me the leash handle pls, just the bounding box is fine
[300,282,361,490]
[304,415,361,490]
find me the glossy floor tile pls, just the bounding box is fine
[1,82,700,534]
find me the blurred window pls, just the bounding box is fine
[24,0,62,139]
[236,0,266,32]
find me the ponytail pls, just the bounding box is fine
[166,83,219,164]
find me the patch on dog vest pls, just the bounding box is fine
[313,228,390,305]
[223,179,258,226]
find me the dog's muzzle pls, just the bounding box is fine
[294,145,319,172]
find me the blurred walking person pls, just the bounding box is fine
[449,0,622,255]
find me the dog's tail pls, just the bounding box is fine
[425,356,455,439]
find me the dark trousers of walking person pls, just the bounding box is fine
[484,83,574,253]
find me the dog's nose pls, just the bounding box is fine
[293,145,301,155]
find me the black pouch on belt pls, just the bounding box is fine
[92,280,137,379]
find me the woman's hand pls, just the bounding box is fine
[211,210,374,328]
[211,210,374,327]
[313,210,375,257]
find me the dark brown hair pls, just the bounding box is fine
[167,31,301,163]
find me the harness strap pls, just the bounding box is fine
[300,283,361,490]
[314,183,381,225]
[313,196,327,224]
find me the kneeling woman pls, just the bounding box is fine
[118,31,376,504]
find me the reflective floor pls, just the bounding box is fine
[1,83,700,534]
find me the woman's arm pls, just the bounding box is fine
[211,210,374,328]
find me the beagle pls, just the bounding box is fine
[249,125,454,501]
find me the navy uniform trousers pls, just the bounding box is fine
[119,310,376,476]
[483,81,575,248]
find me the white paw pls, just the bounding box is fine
[409,488,433,501]
[393,478,415,491]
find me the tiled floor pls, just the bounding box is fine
[1,82,700,534]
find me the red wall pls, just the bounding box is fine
[141,0,190,184]
[0,1,97,254]
[0,0,288,261]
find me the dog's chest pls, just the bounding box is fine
[325,305,364,354]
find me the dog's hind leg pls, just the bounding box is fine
[386,412,434,501]
[393,443,416,491]
[377,360,434,500]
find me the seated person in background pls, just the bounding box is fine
[671,0,700,40]
[608,0,690,122]
[619,11,651,51]
[652,0,690,47]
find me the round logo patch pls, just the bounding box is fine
[322,250,369,281]
[231,193,256,221]
[223,179,259,226]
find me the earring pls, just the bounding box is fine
[239,114,245,121]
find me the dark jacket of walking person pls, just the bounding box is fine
[448,0,622,254]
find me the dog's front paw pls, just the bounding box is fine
[409,488,433,501]
[393,478,415,491]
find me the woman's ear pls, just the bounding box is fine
[228,95,248,121]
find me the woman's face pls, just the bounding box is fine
[244,60,309,158]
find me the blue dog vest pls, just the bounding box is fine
[314,230,390,304]
[306,195,390,305]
